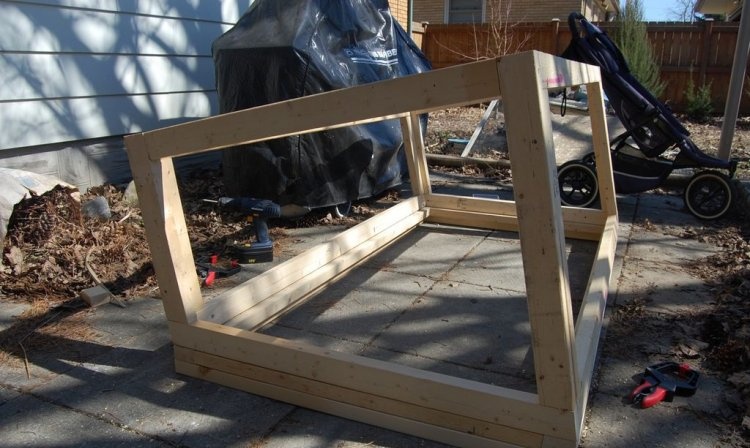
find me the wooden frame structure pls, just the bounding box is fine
[125,51,618,448]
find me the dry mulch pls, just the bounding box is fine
[0,170,385,364]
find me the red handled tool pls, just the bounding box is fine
[628,362,699,408]
[196,254,240,286]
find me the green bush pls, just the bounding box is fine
[614,0,666,98]
[685,78,713,121]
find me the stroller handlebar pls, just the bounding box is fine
[568,12,586,38]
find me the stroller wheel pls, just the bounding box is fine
[684,171,733,220]
[557,160,599,208]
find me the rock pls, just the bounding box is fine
[728,372,750,393]
[82,196,111,220]
[80,285,112,307]
[123,180,139,207]
[4,246,25,275]
[676,343,701,358]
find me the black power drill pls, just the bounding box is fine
[218,197,281,264]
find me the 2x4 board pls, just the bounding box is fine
[125,51,618,448]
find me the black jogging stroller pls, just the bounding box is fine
[557,13,738,219]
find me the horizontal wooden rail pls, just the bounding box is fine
[423,20,750,113]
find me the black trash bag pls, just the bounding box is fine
[213,0,431,208]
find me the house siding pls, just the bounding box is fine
[0,1,423,190]
[0,0,252,189]
[0,0,251,152]
[414,0,445,25]
[414,0,615,24]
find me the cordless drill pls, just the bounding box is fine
[218,197,281,263]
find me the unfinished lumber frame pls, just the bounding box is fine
[125,50,617,448]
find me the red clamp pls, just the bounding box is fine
[196,254,240,286]
[628,362,699,408]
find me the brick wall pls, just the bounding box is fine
[390,0,410,27]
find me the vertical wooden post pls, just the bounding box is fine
[586,82,616,217]
[719,10,750,160]
[125,134,203,323]
[551,18,561,55]
[498,52,577,411]
[400,114,431,198]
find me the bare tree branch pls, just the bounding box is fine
[669,0,698,22]
[430,0,530,64]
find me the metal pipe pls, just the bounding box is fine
[408,0,414,35]
[718,0,750,161]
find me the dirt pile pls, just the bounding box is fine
[1,185,155,302]
[0,171,238,361]
[0,170,390,362]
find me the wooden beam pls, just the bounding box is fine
[400,115,431,199]
[197,197,423,324]
[425,208,521,233]
[125,134,202,323]
[461,99,500,157]
[424,194,607,240]
[139,59,503,161]
[426,208,605,241]
[225,208,426,330]
[170,320,577,440]
[499,52,577,412]
[528,54,602,90]
[573,215,618,431]
[425,193,518,216]
[409,112,433,196]
[542,435,577,448]
[175,346,544,447]
[584,79,617,218]
[175,358,530,448]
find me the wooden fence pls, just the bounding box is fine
[422,20,748,114]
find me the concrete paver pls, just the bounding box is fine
[32,343,295,448]
[581,392,724,448]
[364,225,488,280]
[1,176,746,447]
[0,302,29,332]
[625,231,720,264]
[0,393,160,447]
[445,234,526,292]
[88,296,171,351]
[615,258,715,314]
[371,280,534,381]
[260,267,435,347]
[0,383,19,401]
[260,408,453,448]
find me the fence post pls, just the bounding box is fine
[551,18,561,55]
[699,20,714,85]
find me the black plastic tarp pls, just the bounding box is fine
[212,0,431,208]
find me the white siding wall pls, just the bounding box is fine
[0,0,252,150]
